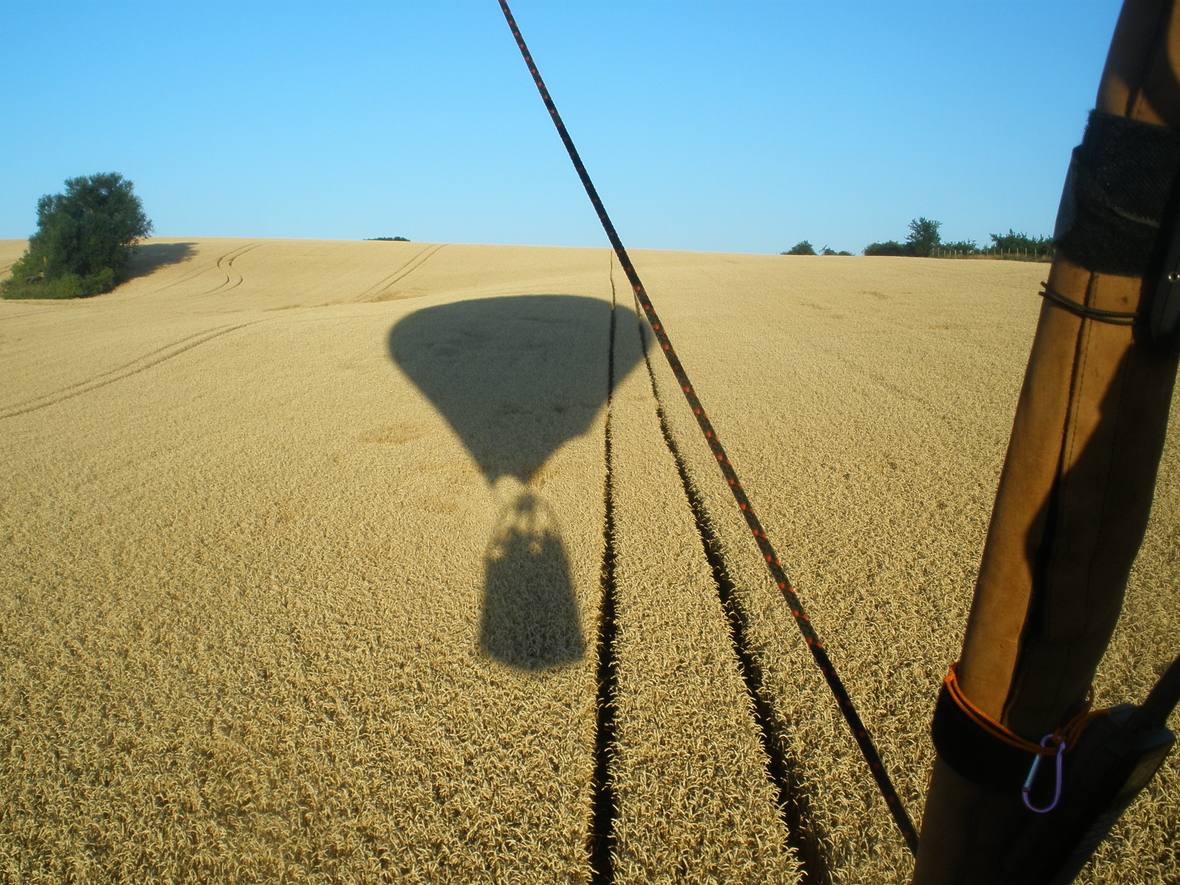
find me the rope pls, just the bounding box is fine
[1039,284,1138,325]
[496,0,920,855]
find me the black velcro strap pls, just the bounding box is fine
[1054,111,1180,276]
[931,683,1038,789]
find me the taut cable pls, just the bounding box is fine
[496,0,919,854]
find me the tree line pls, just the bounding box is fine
[784,218,1054,260]
[781,241,852,256]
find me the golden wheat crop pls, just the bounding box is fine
[0,239,1174,882]
[606,258,801,883]
[637,251,1179,884]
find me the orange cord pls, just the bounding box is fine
[944,663,1101,756]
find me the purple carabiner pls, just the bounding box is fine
[1021,734,1067,813]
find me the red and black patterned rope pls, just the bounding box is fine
[497,0,919,855]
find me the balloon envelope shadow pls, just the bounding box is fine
[389,294,641,670]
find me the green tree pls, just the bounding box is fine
[906,217,941,257]
[864,240,908,256]
[783,240,816,256]
[4,172,152,299]
[989,229,1053,257]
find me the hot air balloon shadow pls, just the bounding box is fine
[389,294,641,670]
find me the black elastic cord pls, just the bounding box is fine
[497,0,919,854]
[1039,284,1138,325]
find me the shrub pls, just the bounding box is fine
[864,240,909,256]
[782,240,816,256]
[3,173,151,300]
[988,229,1053,257]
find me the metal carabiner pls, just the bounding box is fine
[1022,734,1067,813]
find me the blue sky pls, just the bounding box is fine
[2,1,1121,254]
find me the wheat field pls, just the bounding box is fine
[0,238,1175,883]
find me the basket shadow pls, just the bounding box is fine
[480,492,585,669]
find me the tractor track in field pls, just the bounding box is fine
[587,266,620,885]
[0,309,58,321]
[355,243,446,302]
[629,288,833,883]
[199,244,261,295]
[0,321,260,420]
[146,243,260,296]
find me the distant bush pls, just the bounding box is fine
[3,172,151,300]
[864,217,942,257]
[989,229,1053,257]
[9,269,118,299]
[368,236,410,242]
[782,240,816,256]
[906,217,941,257]
[864,219,1053,260]
[864,240,909,256]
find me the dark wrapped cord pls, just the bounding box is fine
[1038,284,1138,325]
[497,0,921,854]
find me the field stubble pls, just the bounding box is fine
[0,240,1175,882]
[607,257,802,882]
[640,253,1179,883]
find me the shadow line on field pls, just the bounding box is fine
[126,242,197,278]
[632,308,835,884]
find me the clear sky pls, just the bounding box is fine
[1,1,1122,254]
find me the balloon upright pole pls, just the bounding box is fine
[914,2,1180,882]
